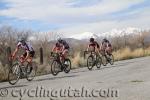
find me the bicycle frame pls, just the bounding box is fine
[84,51,97,59]
[50,52,64,67]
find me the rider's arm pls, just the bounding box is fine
[52,46,56,52]
[12,47,19,57]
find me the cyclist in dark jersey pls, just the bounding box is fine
[12,38,35,64]
[87,38,100,53]
[57,38,70,61]
[100,38,112,55]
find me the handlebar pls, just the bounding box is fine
[50,52,60,60]
[9,55,25,64]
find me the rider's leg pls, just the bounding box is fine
[20,53,26,65]
[63,49,69,58]
[26,51,35,73]
[106,47,112,56]
[27,51,35,63]
[62,49,69,64]
[27,57,32,63]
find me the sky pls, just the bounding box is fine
[0,0,150,37]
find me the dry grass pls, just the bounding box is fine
[71,52,86,69]
[113,47,150,61]
[0,63,9,82]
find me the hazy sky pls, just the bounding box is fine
[0,0,150,37]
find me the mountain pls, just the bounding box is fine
[69,27,142,40]
[69,32,99,40]
[99,27,142,38]
[29,27,143,42]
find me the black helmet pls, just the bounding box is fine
[90,38,94,42]
[56,43,60,47]
[103,38,108,42]
[57,38,63,43]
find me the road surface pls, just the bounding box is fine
[0,56,150,100]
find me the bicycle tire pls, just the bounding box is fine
[51,60,61,76]
[87,55,94,70]
[64,59,71,73]
[8,63,20,85]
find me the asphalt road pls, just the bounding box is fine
[0,56,150,100]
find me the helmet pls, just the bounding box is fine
[103,38,108,42]
[18,37,25,43]
[57,38,63,43]
[90,38,94,42]
[56,43,60,47]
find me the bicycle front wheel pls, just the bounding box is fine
[51,60,61,76]
[87,55,94,70]
[101,55,107,66]
[8,63,20,85]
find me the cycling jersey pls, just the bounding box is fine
[53,43,62,51]
[89,41,100,48]
[102,41,111,48]
[17,42,34,52]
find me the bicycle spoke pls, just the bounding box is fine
[8,63,20,85]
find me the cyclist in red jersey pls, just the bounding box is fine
[52,42,63,54]
[87,38,100,53]
[100,38,112,55]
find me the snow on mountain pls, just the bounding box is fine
[99,27,142,38]
[70,32,99,40]
[29,27,143,41]
[70,27,142,40]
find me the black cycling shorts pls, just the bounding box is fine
[23,51,35,58]
[65,46,70,50]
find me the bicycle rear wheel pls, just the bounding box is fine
[96,56,102,69]
[26,62,37,81]
[108,54,114,65]
[87,55,94,70]
[8,63,20,85]
[64,59,71,73]
[51,60,61,76]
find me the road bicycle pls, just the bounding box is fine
[84,51,102,70]
[50,52,71,76]
[8,56,37,85]
[100,51,114,66]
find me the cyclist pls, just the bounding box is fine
[58,38,69,60]
[52,38,70,62]
[11,37,35,64]
[87,37,100,54]
[52,42,63,54]
[100,38,112,55]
